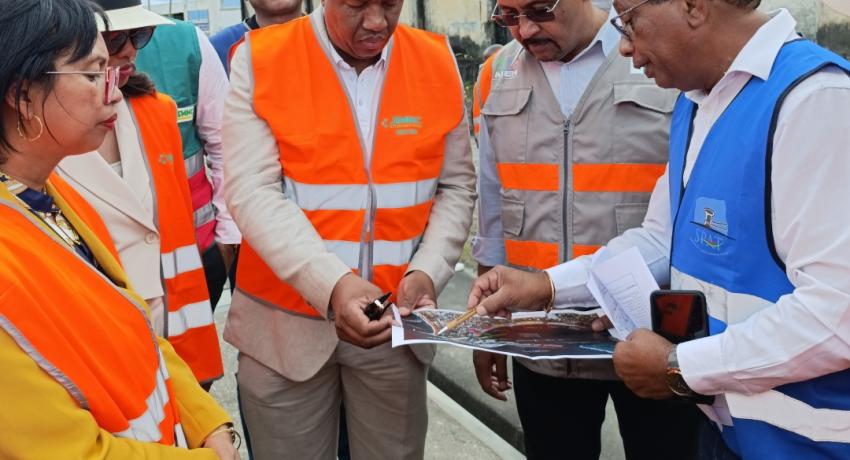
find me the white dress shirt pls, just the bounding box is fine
[473,9,621,267]
[546,9,850,395]
[324,28,389,163]
[194,28,242,245]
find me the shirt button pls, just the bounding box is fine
[358,99,364,106]
[145,233,159,244]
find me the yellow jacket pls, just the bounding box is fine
[0,180,230,459]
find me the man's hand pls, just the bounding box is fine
[473,351,511,401]
[202,425,240,459]
[613,329,675,399]
[467,265,552,317]
[330,273,391,348]
[217,243,239,272]
[591,315,614,332]
[396,270,437,316]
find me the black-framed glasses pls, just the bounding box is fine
[45,66,120,104]
[102,27,156,55]
[610,0,653,41]
[491,0,561,27]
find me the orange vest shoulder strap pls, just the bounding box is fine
[228,35,245,67]
[477,52,498,113]
[48,173,121,264]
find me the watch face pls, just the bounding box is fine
[667,371,694,397]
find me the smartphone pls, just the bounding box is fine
[650,290,709,344]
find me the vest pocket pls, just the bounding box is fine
[613,83,676,114]
[499,196,525,237]
[612,82,676,164]
[614,202,649,235]
[482,87,532,164]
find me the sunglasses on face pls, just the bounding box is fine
[45,66,121,104]
[102,27,156,55]
[491,0,561,27]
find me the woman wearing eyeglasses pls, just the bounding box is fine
[0,0,236,458]
[56,0,225,389]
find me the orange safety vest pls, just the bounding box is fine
[235,17,463,316]
[128,93,223,384]
[0,177,187,446]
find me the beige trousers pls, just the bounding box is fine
[237,342,429,460]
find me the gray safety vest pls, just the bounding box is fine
[479,40,677,378]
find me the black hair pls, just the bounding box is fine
[121,71,157,98]
[0,0,108,162]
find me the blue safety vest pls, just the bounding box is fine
[669,39,850,459]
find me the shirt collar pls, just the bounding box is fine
[685,9,798,101]
[558,7,620,65]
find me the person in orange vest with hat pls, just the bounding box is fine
[221,0,477,458]
[0,0,236,458]
[56,0,224,388]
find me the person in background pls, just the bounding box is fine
[57,0,224,387]
[470,43,502,142]
[135,18,239,311]
[0,0,235,458]
[469,0,850,457]
[211,0,304,73]
[470,0,700,458]
[222,0,476,458]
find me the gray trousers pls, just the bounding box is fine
[237,341,429,460]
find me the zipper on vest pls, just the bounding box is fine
[562,120,571,262]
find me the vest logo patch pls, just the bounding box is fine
[689,197,732,255]
[494,69,518,80]
[381,116,422,136]
[176,105,195,124]
[159,153,174,165]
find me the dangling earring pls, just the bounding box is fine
[17,115,43,142]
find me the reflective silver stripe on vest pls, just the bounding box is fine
[193,201,216,228]
[672,269,850,443]
[184,150,205,177]
[326,237,421,269]
[283,176,437,211]
[174,423,188,448]
[726,391,850,443]
[0,313,89,410]
[161,244,203,280]
[167,300,214,337]
[114,365,169,442]
[671,268,772,328]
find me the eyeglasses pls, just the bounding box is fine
[45,66,120,104]
[610,0,653,41]
[102,27,156,55]
[491,0,561,27]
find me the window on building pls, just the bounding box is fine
[187,9,210,32]
[222,0,241,9]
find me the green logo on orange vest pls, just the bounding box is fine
[176,105,195,124]
[158,153,174,165]
[381,116,422,136]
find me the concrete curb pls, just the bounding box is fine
[428,365,526,454]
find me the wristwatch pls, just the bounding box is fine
[667,346,715,404]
